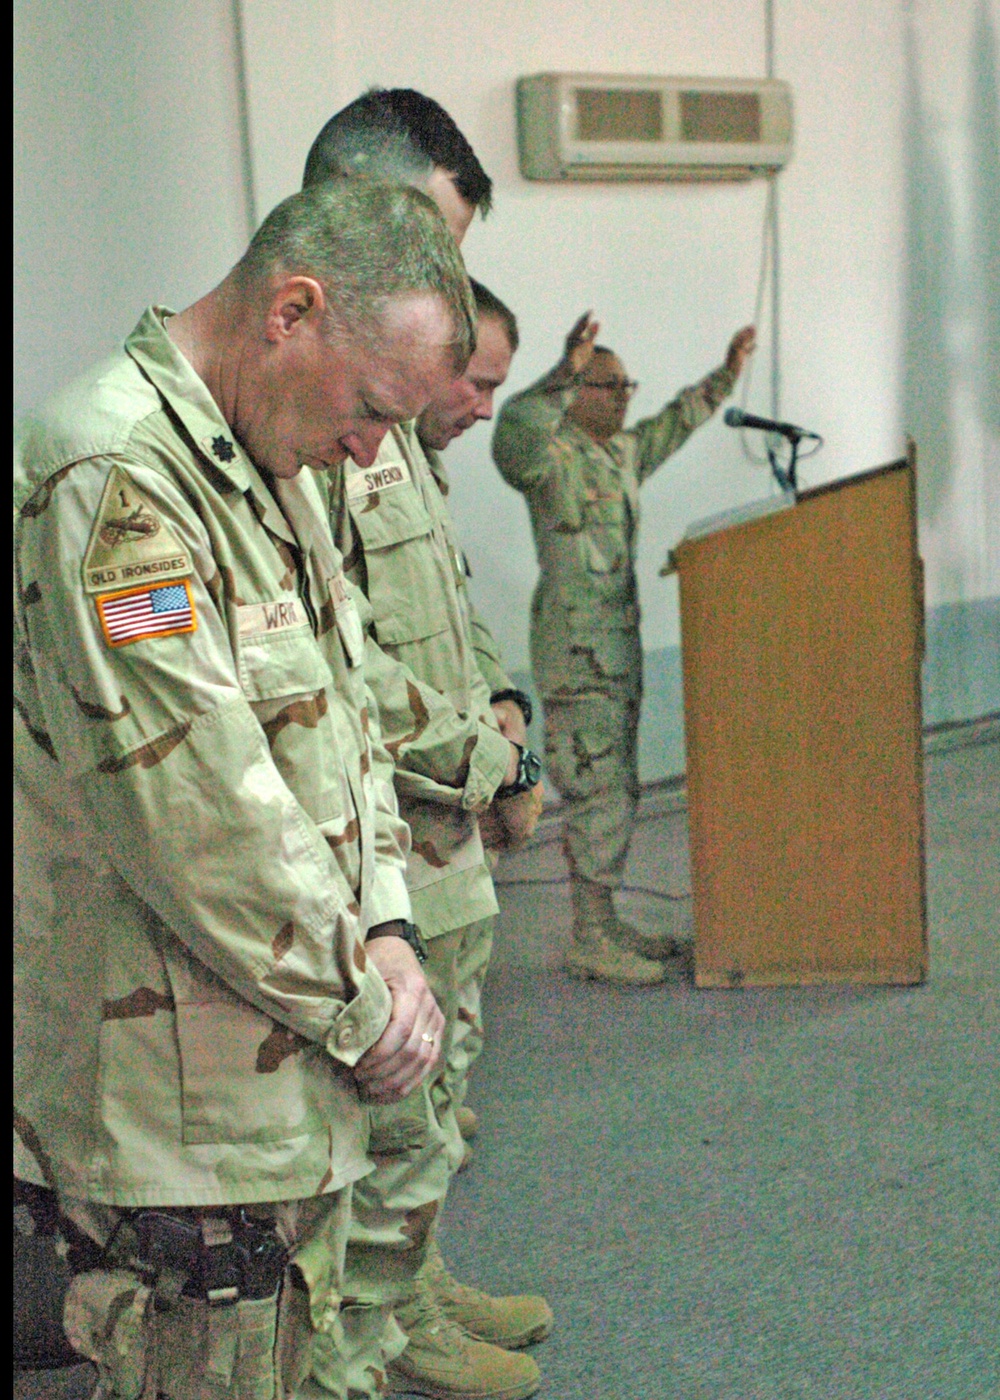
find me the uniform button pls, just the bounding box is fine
[338,1025,355,1048]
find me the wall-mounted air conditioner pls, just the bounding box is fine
[516,73,793,182]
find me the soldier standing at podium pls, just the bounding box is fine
[492,313,755,986]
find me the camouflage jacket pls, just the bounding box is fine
[325,423,511,938]
[492,360,735,697]
[14,308,409,1208]
[424,447,514,698]
[467,597,514,697]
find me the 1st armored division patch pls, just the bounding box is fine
[82,466,192,594]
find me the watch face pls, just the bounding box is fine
[523,749,543,786]
[401,921,428,963]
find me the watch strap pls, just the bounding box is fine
[367,920,428,964]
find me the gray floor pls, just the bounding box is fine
[15,721,1000,1399]
[436,719,1000,1400]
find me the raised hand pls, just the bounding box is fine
[563,311,600,377]
[725,325,757,377]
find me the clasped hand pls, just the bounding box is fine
[354,933,444,1105]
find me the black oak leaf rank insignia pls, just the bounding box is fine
[211,436,236,463]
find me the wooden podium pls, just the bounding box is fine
[672,452,927,987]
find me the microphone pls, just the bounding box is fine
[724,407,821,442]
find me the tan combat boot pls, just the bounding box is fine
[611,913,691,962]
[455,1106,479,1141]
[424,1241,553,1350]
[390,1267,541,1399]
[565,878,666,986]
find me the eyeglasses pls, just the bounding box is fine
[580,378,639,397]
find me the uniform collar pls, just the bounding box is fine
[125,306,297,547]
[421,443,450,496]
[392,421,450,498]
[125,306,254,493]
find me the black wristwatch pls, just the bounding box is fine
[490,688,533,727]
[367,920,428,964]
[497,745,543,796]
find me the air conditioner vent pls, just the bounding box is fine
[517,73,793,182]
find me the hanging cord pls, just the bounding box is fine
[736,179,780,472]
[764,0,779,425]
[492,873,692,902]
[231,0,259,238]
[736,0,779,461]
[729,0,823,487]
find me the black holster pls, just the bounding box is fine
[129,1208,288,1306]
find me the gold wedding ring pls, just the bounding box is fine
[421,1032,436,1045]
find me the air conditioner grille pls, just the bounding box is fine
[576,88,663,142]
[680,90,762,144]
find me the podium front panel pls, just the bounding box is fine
[675,458,927,986]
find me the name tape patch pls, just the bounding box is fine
[96,580,196,647]
[327,572,364,667]
[237,597,309,639]
[328,571,349,608]
[345,459,411,502]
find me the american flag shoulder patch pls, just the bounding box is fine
[95,579,197,647]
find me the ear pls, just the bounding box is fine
[264,276,327,343]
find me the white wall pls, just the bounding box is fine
[14,0,251,418]
[901,0,1000,611]
[240,0,997,669]
[15,0,998,681]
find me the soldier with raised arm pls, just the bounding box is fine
[493,313,755,986]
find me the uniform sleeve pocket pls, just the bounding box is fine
[173,996,325,1145]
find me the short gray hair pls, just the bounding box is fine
[237,179,475,372]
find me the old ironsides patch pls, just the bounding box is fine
[83,467,192,594]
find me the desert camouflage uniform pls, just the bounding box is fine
[422,447,513,1092]
[323,422,512,1319]
[14,307,412,1396]
[468,593,515,697]
[492,359,736,888]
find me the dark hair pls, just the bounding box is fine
[469,278,519,353]
[303,87,492,215]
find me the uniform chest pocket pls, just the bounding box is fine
[584,493,626,527]
[348,494,450,646]
[237,621,333,702]
[541,466,585,532]
[237,620,356,827]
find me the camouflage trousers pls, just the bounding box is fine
[337,919,494,1390]
[58,1189,384,1399]
[430,916,495,1113]
[541,684,641,888]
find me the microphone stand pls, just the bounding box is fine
[766,427,804,496]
